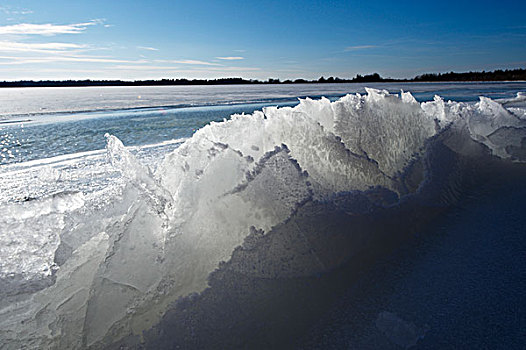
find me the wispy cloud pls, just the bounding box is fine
[113,64,260,72]
[156,59,221,66]
[137,46,158,51]
[0,20,101,36]
[0,41,87,53]
[113,65,181,70]
[0,18,119,67]
[0,55,139,65]
[0,6,33,15]
[207,66,260,72]
[0,17,259,79]
[215,56,244,60]
[344,45,378,51]
[0,64,265,80]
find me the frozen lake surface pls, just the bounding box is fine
[0,82,525,349]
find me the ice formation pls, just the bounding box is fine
[0,89,525,348]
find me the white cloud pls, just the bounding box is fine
[215,56,244,60]
[113,65,181,70]
[344,45,377,51]
[0,21,100,36]
[0,64,267,80]
[48,56,135,63]
[158,59,221,66]
[0,19,117,66]
[209,66,259,71]
[0,55,138,65]
[0,41,87,53]
[0,6,33,15]
[109,64,260,72]
[137,46,159,51]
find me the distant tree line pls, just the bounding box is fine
[413,69,526,82]
[0,68,524,87]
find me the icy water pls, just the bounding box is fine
[0,82,525,349]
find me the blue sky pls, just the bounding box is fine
[0,0,525,80]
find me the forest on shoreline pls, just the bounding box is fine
[1,68,525,88]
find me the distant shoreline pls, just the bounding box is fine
[1,68,525,88]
